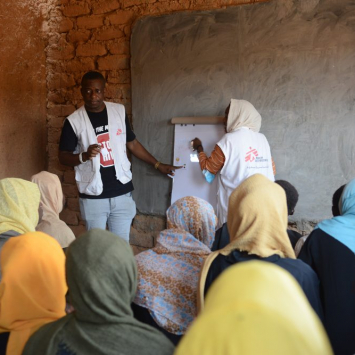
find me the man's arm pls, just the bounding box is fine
[126,138,182,176]
[59,145,101,166]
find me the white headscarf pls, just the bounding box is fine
[226,99,262,133]
[31,171,75,248]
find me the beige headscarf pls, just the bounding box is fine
[0,178,40,235]
[226,99,262,133]
[31,171,75,248]
[198,174,296,310]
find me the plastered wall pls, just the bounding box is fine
[0,1,49,179]
[44,0,269,247]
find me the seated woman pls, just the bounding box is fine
[176,262,332,355]
[199,174,323,321]
[0,178,40,280]
[132,196,217,345]
[31,171,75,249]
[23,229,174,355]
[0,232,67,355]
[298,179,355,355]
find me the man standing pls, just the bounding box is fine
[59,71,180,242]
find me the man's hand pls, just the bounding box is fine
[191,138,203,151]
[157,163,183,176]
[84,144,101,161]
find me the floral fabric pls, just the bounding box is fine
[134,196,217,334]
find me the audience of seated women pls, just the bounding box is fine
[31,171,75,249]
[0,232,67,355]
[298,179,355,355]
[23,229,175,355]
[132,196,217,345]
[176,261,332,355]
[199,174,323,321]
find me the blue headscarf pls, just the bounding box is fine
[316,178,355,254]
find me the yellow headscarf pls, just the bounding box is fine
[226,99,262,133]
[0,178,40,235]
[176,261,333,355]
[198,174,295,310]
[0,232,67,355]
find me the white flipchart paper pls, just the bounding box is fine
[171,124,225,211]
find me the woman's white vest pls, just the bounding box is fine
[67,102,132,196]
[216,127,274,228]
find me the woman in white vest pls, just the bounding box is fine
[192,99,275,228]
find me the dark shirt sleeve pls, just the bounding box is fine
[59,119,78,152]
[125,114,136,142]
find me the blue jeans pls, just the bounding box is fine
[79,193,136,242]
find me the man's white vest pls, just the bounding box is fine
[67,102,132,196]
[216,127,274,228]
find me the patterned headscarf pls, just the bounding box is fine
[134,196,217,334]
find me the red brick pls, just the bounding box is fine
[66,86,83,101]
[48,143,59,160]
[48,115,66,128]
[62,3,90,17]
[93,0,121,14]
[107,40,129,55]
[48,127,62,143]
[62,183,79,197]
[60,208,78,225]
[70,224,86,237]
[47,43,75,61]
[105,84,122,99]
[67,197,80,211]
[65,58,96,72]
[123,0,152,7]
[48,91,66,104]
[130,245,148,255]
[57,17,74,32]
[129,227,154,248]
[67,29,91,43]
[47,104,76,116]
[108,10,135,25]
[121,84,131,99]
[63,170,76,184]
[47,73,76,90]
[77,15,104,29]
[98,54,129,70]
[107,70,131,84]
[123,25,131,37]
[93,26,125,41]
[77,43,107,57]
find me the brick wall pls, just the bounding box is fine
[46,0,269,251]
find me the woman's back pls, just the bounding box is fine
[299,228,355,354]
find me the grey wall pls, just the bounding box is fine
[131,0,355,223]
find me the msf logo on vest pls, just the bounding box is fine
[245,147,258,163]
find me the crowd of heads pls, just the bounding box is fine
[0,171,353,354]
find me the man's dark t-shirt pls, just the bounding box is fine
[59,106,136,199]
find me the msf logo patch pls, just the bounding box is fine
[245,147,258,163]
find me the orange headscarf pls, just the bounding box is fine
[0,232,67,355]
